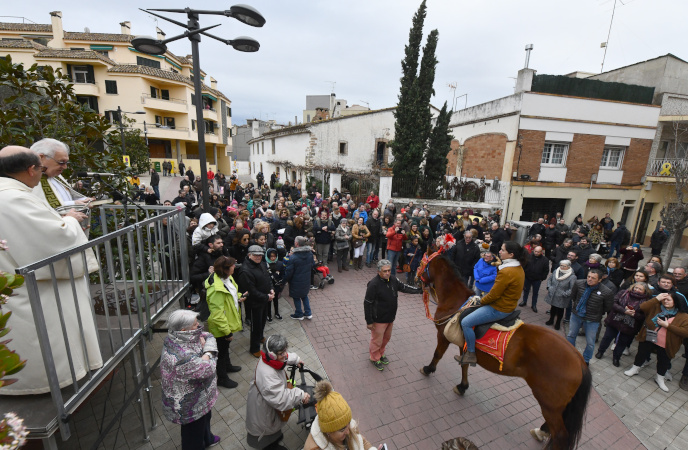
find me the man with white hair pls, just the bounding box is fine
[30,138,94,211]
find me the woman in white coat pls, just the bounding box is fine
[245,334,311,449]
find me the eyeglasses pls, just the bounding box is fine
[46,155,69,166]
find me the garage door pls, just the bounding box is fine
[584,199,617,222]
[520,198,568,222]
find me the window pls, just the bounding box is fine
[541,142,568,166]
[339,141,348,155]
[137,56,161,69]
[75,96,98,112]
[72,65,91,83]
[600,147,625,169]
[105,80,118,94]
[227,107,232,117]
[104,110,119,123]
[150,86,160,98]
[261,142,264,154]
[204,120,215,134]
[164,117,176,129]
[95,50,109,58]
[271,139,275,154]
[155,115,163,126]
[191,119,196,131]
[161,89,170,100]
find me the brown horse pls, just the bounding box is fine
[418,254,592,450]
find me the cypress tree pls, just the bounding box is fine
[423,101,453,196]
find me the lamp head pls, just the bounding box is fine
[230,36,260,52]
[131,36,167,55]
[227,4,266,27]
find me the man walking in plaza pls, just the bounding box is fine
[284,236,315,320]
[566,269,613,365]
[364,260,421,371]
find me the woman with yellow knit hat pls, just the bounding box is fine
[304,381,382,450]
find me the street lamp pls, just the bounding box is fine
[132,5,265,211]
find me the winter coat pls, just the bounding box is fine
[610,225,627,244]
[529,222,546,238]
[150,170,160,186]
[352,224,371,246]
[473,258,498,293]
[404,243,423,273]
[386,226,406,251]
[205,273,243,338]
[283,224,306,250]
[304,418,375,450]
[284,246,315,298]
[588,228,604,245]
[364,275,421,324]
[160,329,218,425]
[542,227,558,250]
[554,223,570,245]
[574,243,594,264]
[239,257,273,307]
[570,280,614,322]
[550,244,573,267]
[191,213,218,246]
[607,267,625,288]
[603,289,649,336]
[366,216,381,245]
[619,247,644,271]
[334,225,352,250]
[635,298,688,358]
[524,254,550,281]
[479,261,525,313]
[650,230,668,250]
[313,218,336,244]
[449,239,481,279]
[544,269,576,308]
[246,353,305,439]
[190,249,226,287]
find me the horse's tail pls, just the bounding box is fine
[561,362,592,450]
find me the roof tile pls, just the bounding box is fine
[63,32,134,43]
[0,22,52,33]
[107,65,228,100]
[34,48,117,65]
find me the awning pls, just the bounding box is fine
[202,93,217,102]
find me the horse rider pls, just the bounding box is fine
[456,241,527,366]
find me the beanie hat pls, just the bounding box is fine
[314,381,351,433]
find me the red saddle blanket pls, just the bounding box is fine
[475,326,520,371]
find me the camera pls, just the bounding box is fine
[657,315,666,321]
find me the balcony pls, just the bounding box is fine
[73,82,99,96]
[141,93,188,114]
[204,129,219,143]
[646,158,687,178]
[147,125,190,140]
[202,107,217,121]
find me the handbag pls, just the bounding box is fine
[353,239,364,248]
[403,247,419,273]
[645,328,658,343]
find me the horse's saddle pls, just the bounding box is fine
[459,306,521,341]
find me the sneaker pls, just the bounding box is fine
[379,355,390,365]
[310,285,319,290]
[623,347,631,356]
[208,435,221,447]
[275,314,283,320]
[267,316,273,322]
[665,372,673,382]
[305,314,313,320]
[371,360,384,371]
[641,359,651,368]
[290,314,304,320]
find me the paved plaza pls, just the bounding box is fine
[41,175,688,449]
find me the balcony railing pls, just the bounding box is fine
[142,93,187,105]
[647,158,688,177]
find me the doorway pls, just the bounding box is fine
[375,141,387,166]
[636,203,655,245]
[620,206,632,227]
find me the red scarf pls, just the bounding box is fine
[261,351,287,370]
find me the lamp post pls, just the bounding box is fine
[132,5,265,211]
[116,105,146,166]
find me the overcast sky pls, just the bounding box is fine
[3,0,686,126]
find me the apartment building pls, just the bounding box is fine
[0,11,233,175]
[447,67,660,241]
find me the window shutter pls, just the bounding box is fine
[66,64,73,82]
[150,86,157,98]
[228,107,232,117]
[86,65,95,84]
[161,89,169,100]
[105,80,118,94]
[90,97,99,113]
[192,120,196,131]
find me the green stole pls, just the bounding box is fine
[41,176,62,208]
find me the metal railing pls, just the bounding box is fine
[10,205,189,445]
[142,93,188,105]
[391,175,506,204]
[646,158,688,177]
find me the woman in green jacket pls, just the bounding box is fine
[205,256,247,389]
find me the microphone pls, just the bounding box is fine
[76,171,117,177]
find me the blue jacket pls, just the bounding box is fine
[473,258,498,293]
[284,246,314,298]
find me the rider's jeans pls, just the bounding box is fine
[461,305,510,353]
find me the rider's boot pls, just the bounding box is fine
[460,351,477,366]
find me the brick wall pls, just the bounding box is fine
[460,133,508,178]
[566,134,606,183]
[621,138,652,185]
[516,129,545,180]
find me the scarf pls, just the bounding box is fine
[575,284,597,316]
[585,261,600,269]
[261,351,287,370]
[555,267,573,281]
[498,258,520,270]
[651,305,678,327]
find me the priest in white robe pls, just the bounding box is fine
[0,146,102,395]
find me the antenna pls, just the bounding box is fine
[447,82,457,112]
[325,81,336,94]
[601,0,617,72]
[360,100,370,109]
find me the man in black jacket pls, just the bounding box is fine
[364,260,421,371]
[608,222,627,258]
[284,236,315,320]
[574,237,594,264]
[240,245,275,357]
[650,226,668,256]
[449,230,481,288]
[519,246,549,312]
[529,218,546,238]
[567,269,613,364]
[189,235,228,320]
[150,168,160,199]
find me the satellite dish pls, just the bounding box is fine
[84,27,91,33]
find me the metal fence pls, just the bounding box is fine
[392,175,506,204]
[4,205,189,448]
[646,158,688,177]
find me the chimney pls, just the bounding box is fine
[514,68,535,94]
[210,77,217,89]
[156,27,166,40]
[49,11,65,48]
[120,21,131,35]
